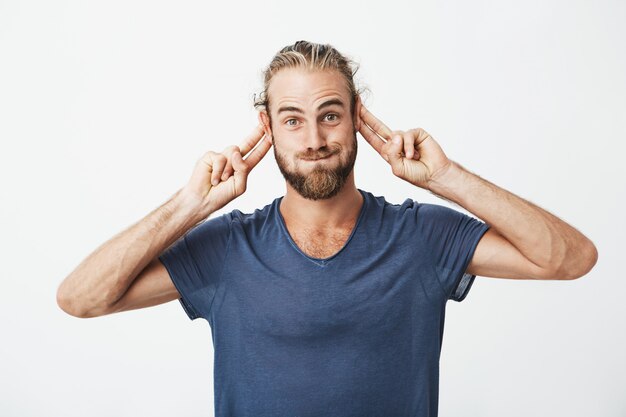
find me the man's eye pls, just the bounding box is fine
[286,119,298,126]
[324,114,338,122]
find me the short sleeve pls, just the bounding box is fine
[416,203,490,302]
[158,213,232,320]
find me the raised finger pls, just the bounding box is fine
[360,105,393,140]
[238,124,266,157]
[243,135,272,171]
[359,122,386,156]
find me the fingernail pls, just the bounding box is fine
[392,136,401,144]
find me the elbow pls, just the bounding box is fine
[56,287,88,318]
[559,239,599,280]
[56,291,80,318]
[56,281,107,319]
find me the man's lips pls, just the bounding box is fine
[300,153,337,161]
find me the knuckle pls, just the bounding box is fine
[412,127,427,137]
[222,145,237,154]
[199,151,215,163]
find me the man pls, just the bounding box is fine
[57,41,598,417]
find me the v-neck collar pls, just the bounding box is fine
[274,189,369,267]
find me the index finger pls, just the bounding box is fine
[360,105,393,140]
[238,124,266,157]
[243,134,272,170]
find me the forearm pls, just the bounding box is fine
[57,188,209,317]
[427,161,597,275]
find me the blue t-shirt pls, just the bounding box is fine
[159,189,490,417]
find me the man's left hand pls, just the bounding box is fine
[358,104,453,189]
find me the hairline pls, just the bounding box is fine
[266,68,356,127]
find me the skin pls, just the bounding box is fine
[57,66,597,318]
[255,68,597,280]
[357,98,598,280]
[259,68,364,237]
[56,126,273,318]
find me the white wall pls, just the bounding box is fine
[1,0,624,416]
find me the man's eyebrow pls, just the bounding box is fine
[277,105,304,115]
[317,98,345,111]
[276,98,346,115]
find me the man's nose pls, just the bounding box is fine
[304,123,327,150]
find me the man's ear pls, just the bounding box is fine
[258,111,273,143]
[353,95,363,131]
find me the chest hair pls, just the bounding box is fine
[291,228,353,259]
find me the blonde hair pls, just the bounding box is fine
[254,40,361,117]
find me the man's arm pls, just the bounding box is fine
[427,161,598,280]
[57,125,272,318]
[56,189,208,318]
[357,103,597,281]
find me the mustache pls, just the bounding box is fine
[297,145,341,160]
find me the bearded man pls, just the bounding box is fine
[57,40,597,417]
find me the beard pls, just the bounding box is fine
[274,132,358,201]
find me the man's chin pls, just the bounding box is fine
[295,185,345,201]
[287,168,348,201]
[274,142,357,200]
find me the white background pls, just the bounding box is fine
[1,0,624,416]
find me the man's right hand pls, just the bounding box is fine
[182,124,272,215]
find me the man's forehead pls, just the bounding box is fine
[268,68,351,110]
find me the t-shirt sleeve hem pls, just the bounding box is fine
[158,253,201,320]
[449,222,491,302]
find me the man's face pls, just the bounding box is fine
[261,68,360,200]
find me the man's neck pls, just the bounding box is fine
[279,175,364,231]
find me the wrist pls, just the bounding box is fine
[173,188,212,225]
[427,160,463,193]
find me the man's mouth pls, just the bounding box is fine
[303,156,331,161]
[301,152,338,161]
